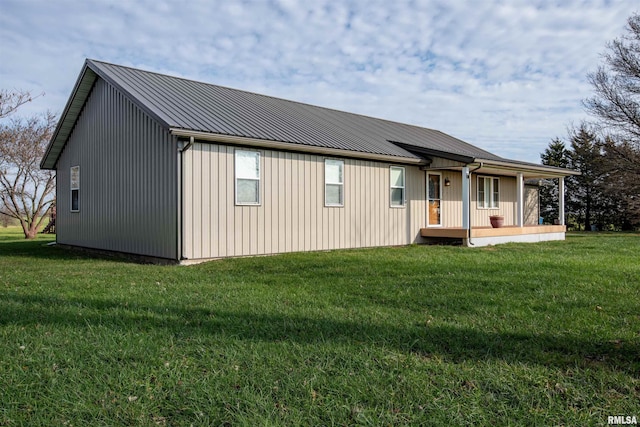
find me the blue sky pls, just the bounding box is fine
[1,0,637,163]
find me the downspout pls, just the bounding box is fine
[177,136,194,261]
[466,162,483,246]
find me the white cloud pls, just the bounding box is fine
[0,0,638,162]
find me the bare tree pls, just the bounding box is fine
[583,13,640,229]
[0,113,56,238]
[0,89,43,119]
[585,14,640,143]
[1,206,15,227]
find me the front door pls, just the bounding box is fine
[428,173,442,226]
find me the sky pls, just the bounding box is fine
[0,0,637,164]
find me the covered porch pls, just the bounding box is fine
[418,156,580,247]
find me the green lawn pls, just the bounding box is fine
[0,228,638,426]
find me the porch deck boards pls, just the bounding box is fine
[420,225,566,239]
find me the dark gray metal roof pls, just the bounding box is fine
[45,59,586,180]
[42,59,508,169]
[89,59,505,161]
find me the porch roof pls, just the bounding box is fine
[393,142,580,179]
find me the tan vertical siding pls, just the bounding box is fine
[183,143,427,259]
[524,185,540,225]
[440,171,463,227]
[471,175,517,227]
[435,172,520,228]
[429,158,466,169]
[55,78,178,259]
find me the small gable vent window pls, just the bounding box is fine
[235,149,261,205]
[70,166,80,212]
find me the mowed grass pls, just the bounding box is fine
[0,228,638,426]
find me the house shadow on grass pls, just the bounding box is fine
[0,238,160,265]
[2,293,639,374]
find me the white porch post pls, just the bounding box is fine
[559,177,565,226]
[516,173,524,227]
[462,166,470,229]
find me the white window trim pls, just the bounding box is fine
[390,166,406,208]
[427,172,442,227]
[70,165,80,212]
[235,149,261,206]
[477,176,500,209]
[324,158,344,207]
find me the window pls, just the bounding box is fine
[235,150,260,205]
[70,166,80,212]
[390,166,405,207]
[325,159,344,206]
[477,176,499,209]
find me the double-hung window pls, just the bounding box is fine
[235,149,260,205]
[477,176,499,209]
[70,166,80,212]
[325,159,344,206]
[390,166,405,207]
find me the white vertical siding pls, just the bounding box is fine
[182,143,427,259]
[56,78,178,259]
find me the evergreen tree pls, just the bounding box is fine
[565,124,606,231]
[539,138,569,224]
[600,137,640,228]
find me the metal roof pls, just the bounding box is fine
[42,59,575,178]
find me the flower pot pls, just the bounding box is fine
[489,215,504,228]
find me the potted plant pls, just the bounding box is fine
[489,215,504,228]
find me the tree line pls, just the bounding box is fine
[540,13,640,231]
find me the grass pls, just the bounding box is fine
[0,227,638,426]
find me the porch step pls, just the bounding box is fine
[420,228,468,238]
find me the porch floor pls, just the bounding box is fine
[420,224,566,239]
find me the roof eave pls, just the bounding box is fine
[40,59,175,170]
[40,60,98,170]
[389,141,579,177]
[473,158,581,178]
[388,141,476,164]
[171,129,427,165]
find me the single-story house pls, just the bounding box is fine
[40,59,579,263]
